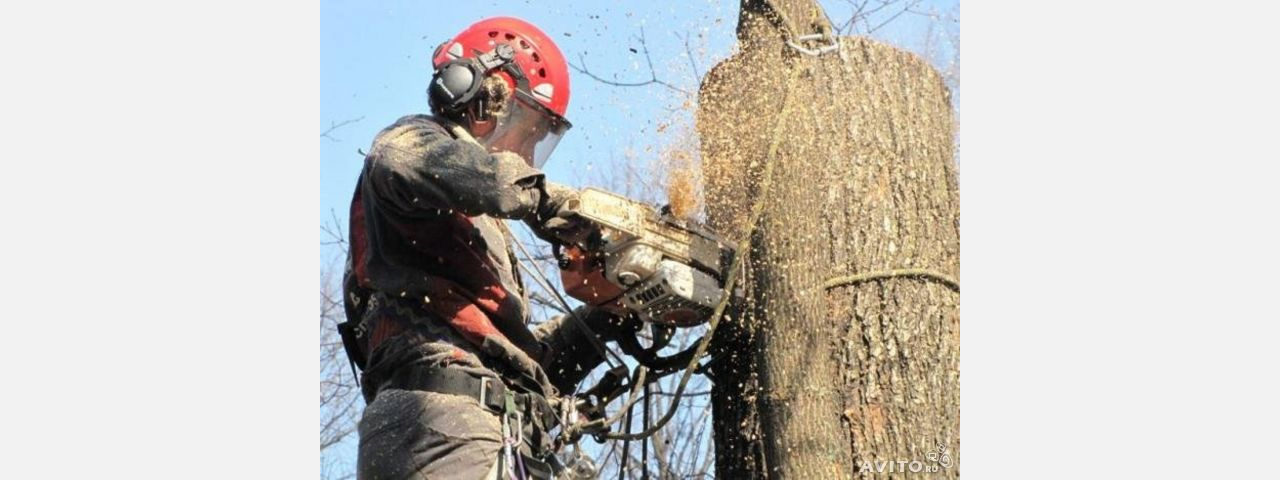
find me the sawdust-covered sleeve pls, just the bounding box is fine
[363,114,545,219]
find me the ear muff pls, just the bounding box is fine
[428,60,484,113]
[428,43,519,114]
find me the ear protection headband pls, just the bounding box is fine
[428,43,524,114]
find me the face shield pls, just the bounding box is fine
[480,90,572,169]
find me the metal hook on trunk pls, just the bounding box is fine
[785,32,841,57]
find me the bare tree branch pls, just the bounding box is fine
[867,0,922,34]
[675,31,702,83]
[321,116,366,142]
[649,390,712,397]
[529,291,571,314]
[568,27,692,97]
[321,208,349,250]
[836,0,922,35]
[319,224,360,479]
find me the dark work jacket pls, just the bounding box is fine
[343,114,557,398]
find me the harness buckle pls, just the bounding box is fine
[478,377,491,406]
[479,376,508,414]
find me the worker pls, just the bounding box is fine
[338,16,623,479]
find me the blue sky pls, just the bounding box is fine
[320,0,957,474]
[321,0,957,262]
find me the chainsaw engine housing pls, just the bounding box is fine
[560,188,737,326]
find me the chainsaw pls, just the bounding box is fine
[555,187,738,327]
[546,188,740,445]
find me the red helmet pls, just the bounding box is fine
[431,17,572,167]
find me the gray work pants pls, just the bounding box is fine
[357,389,504,479]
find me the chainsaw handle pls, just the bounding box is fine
[615,322,680,367]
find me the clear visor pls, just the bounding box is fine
[481,91,571,168]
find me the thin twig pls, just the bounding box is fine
[529,291,571,314]
[567,27,691,97]
[840,0,872,35]
[321,208,349,251]
[649,390,712,397]
[868,0,922,34]
[675,31,701,81]
[321,116,366,142]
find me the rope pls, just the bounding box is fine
[824,268,959,292]
[641,382,651,480]
[619,399,633,480]
[570,368,650,435]
[598,57,808,442]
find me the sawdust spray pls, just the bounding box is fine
[658,113,703,220]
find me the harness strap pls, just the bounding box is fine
[380,366,561,434]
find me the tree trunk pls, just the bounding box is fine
[698,1,960,477]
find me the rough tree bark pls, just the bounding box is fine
[698,1,960,477]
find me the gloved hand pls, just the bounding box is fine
[529,182,594,245]
[534,306,640,393]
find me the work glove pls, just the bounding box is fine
[534,306,639,393]
[529,183,594,246]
